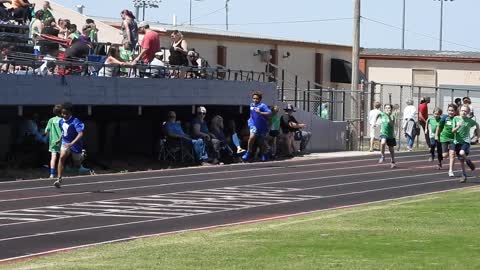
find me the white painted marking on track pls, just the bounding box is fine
[0,177,462,243]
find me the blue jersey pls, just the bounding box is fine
[248,102,271,134]
[59,117,85,153]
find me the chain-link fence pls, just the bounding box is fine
[268,62,480,152]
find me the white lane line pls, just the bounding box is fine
[0,177,460,243]
[0,160,393,194]
[0,170,462,227]
[0,164,403,202]
[0,185,474,264]
[0,151,440,190]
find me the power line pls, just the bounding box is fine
[362,16,480,51]
[179,6,226,25]
[191,17,353,26]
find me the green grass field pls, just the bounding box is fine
[3,187,480,270]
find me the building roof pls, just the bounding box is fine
[99,18,352,50]
[361,48,480,62]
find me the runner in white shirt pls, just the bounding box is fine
[368,101,382,152]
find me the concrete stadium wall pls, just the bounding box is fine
[0,74,276,106]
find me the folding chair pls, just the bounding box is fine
[159,122,195,164]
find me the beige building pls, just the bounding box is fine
[361,49,480,88]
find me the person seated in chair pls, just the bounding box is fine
[165,111,208,165]
[191,106,221,164]
[210,115,236,162]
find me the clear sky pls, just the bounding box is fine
[53,0,479,51]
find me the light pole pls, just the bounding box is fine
[189,0,204,26]
[401,0,405,49]
[132,0,161,21]
[435,0,454,51]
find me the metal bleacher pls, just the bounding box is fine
[0,23,32,53]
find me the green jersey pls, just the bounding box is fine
[379,112,395,139]
[453,116,477,145]
[45,116,62,153]
[427,116,441,139]
[439,116,454,143]
[271,114,280,131]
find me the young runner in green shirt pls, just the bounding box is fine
[452,105,478,183]
[375,104,397,168]
[437,104,457,177]
[425,107,443,169]
[45,104,63,178]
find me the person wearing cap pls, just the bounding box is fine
[402,99,417,151]
[242,91,272,162]
[133,22,160,65]
[191,106,221,164]
[418,96,431,147]
[280,104,311,156]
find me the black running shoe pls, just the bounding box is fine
[466,159,476,171]
[460,174,467,184]
[53,178,62,188]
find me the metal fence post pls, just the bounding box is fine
[330,89,334,121]
[281,69,285,102]
[342,91,346,122]
[451,89,454,104]
[307,81,311,112]
[294,75,298,108]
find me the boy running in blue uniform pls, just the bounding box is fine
[376,104,397,168]
[437,104,457,177]
[452,105,477,183]
[242,91,272,162]
[54,103,85,188]
[425,107,443,169]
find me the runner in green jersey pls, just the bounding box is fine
[452,105,478,183]
[375,104,397,168]
[437,104,457,177]
[45,104,63,178]
[425,108,443,169]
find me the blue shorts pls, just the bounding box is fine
[249,126,267,137]
[449,143,470,159]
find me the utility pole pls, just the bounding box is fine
[225,0,230,31]
[435,0,455,51]
[401,0,405,49]
[351,0,361,92]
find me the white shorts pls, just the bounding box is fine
[369,125,379,139]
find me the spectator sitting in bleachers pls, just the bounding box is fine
[0,45,14,73]
[67,23,80,41]
[98,46,128,77]
[148,51,165,78]
[65,24,93,59]
[10,0,33,24]
[56,18,70,39]
[164,111,209,165]
[39,17,59,54]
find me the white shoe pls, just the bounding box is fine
[390,163,396,169]
[448,171,455,177]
